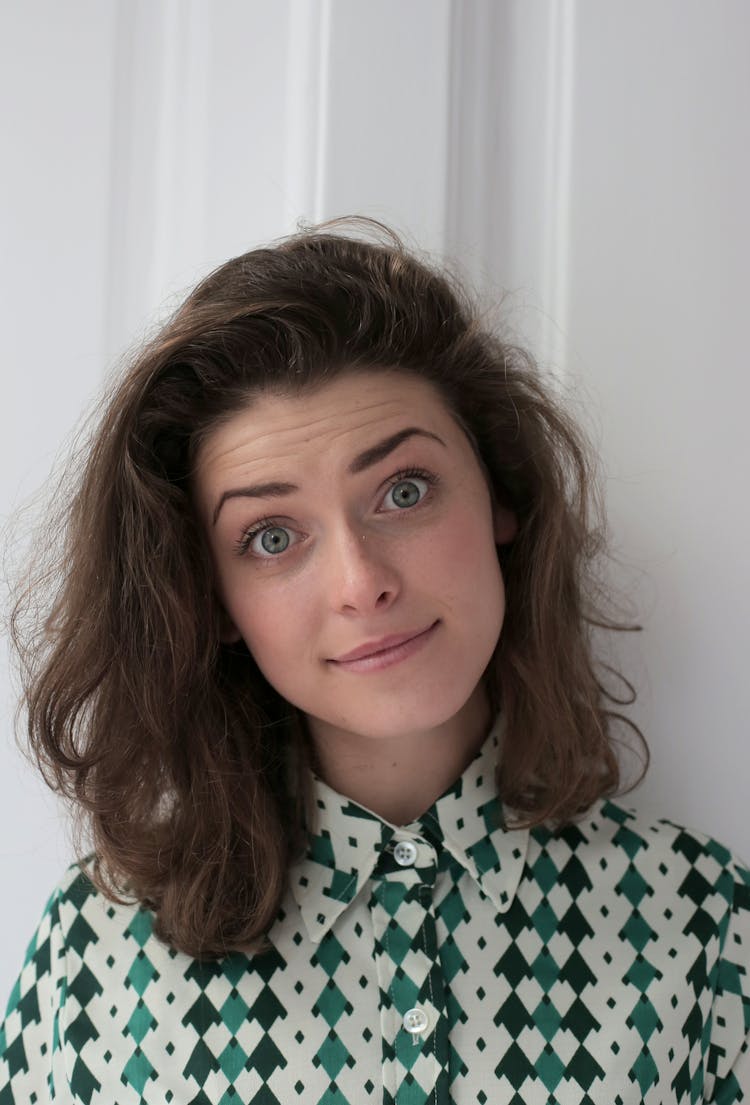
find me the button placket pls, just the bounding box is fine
[393,840,419,867]
[370,830,448,1098]
[403,1005,430,1045]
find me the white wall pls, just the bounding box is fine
[2,0,748,997]
[564,2,750,845]
[1,1,122,990]
[444,0,750,853]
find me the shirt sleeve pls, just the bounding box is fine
[705,858,750,1103]
[0,882,69,1102]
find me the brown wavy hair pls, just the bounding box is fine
[9,219,646,957]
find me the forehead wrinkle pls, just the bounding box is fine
[203,396,424,478]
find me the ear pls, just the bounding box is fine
[493,503,518,546]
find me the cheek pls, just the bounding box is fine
[212,556,277,654]
[221,567,324,687]
[424,502,502,584]
[427,507,506,639]
[228,586,292,658]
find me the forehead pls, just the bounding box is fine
[195,370,464,481]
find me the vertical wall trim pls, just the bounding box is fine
[444,0,498,275]
[104,0,211,361]
[150,0,184,301]
[150,0,210,297]
[443,0,462,259]
[284,0,330,226]
[282,0,318,224]
[104,0,136,364]
[540,0,576,378]
[445,0,576,375]
[313,0,333,222]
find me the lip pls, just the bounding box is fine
[331,622,438,663]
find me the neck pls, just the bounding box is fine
[305,688,493,826]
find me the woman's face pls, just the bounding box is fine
[194,370,516,744]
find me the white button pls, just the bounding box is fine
[393,840,418,866]
[403,1007,429,1035]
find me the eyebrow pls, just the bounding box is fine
[212,426,446,524]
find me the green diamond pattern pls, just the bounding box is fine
[1,721,749,1102]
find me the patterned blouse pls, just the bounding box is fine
[1,718,749,1104]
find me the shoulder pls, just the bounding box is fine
[50,854,141,917]
[587,797,748,885]
[527,797,750,949]
[29,856,162,969]
[534,796,748,875]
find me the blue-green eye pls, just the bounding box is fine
[235,467,438,558]
[258,527,290,555]
[235,519,294,558]
[388,479,422,508]
[382,468,436,511]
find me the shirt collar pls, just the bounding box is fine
[289,715,529,944]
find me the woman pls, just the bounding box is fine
[1,222,748,1103]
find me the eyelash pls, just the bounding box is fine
[233,467,439,559]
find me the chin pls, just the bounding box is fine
[309,680,485,742]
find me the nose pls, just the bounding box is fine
[326,523,400,614]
